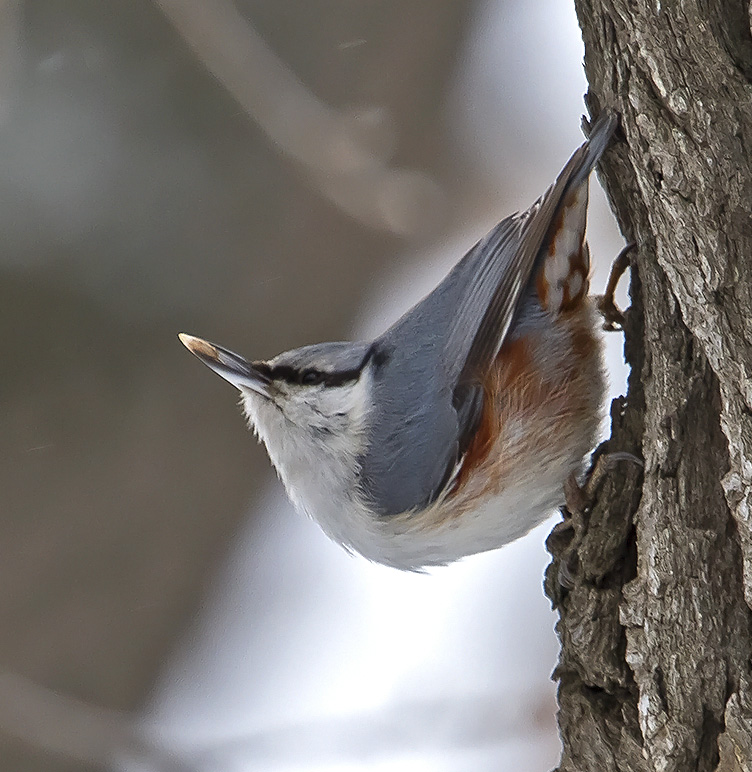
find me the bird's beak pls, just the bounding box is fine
[178,333,271,397]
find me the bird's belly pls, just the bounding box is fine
[333,393,602,571]
[361,419,592,570]
[347,306,605,570]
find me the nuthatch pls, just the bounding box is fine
[180,112,623,571]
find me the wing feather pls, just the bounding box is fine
[447,111,617,388]
[360,112,618,517]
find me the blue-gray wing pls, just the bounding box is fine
[446,112,617,386]
[359,113,617,517]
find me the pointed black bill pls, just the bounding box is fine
[178,333,271,397]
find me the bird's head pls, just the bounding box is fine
[178,334,377,491]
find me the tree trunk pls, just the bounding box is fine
[544,3,752,771]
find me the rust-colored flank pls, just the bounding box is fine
[450,336,531,496]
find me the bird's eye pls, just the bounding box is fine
[300,369,324,385]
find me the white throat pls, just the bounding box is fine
[240,372,374,550]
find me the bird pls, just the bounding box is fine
[179,112,623,571]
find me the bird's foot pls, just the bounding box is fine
[595,243,636,331]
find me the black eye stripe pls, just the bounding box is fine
[252,362,273,379]
[319,368,361,387]
[258,343,384,387]
[262,364,298,382]
[260,363,361,387]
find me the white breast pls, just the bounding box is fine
[245,388,590,571]
[326,444,578,571]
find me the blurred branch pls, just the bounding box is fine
[0,671,194,772]
[154,0,443,236]
[0,0,22,124]
[176,690,555,769]
[0,667,553,771]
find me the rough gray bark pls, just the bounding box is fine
[544,2,752,771]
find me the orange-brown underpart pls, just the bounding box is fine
[536,270,549,308]
[447,300,601,504]
[450,337,532,494]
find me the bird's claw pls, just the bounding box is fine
[596,243,636,331]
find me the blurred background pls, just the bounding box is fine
[0,1,626,770]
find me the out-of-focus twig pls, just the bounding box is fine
[0,0,22,124]
[0,667,554,771]
[178,690,557,769]
[0,671,194,772]
[154,0,443,236]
